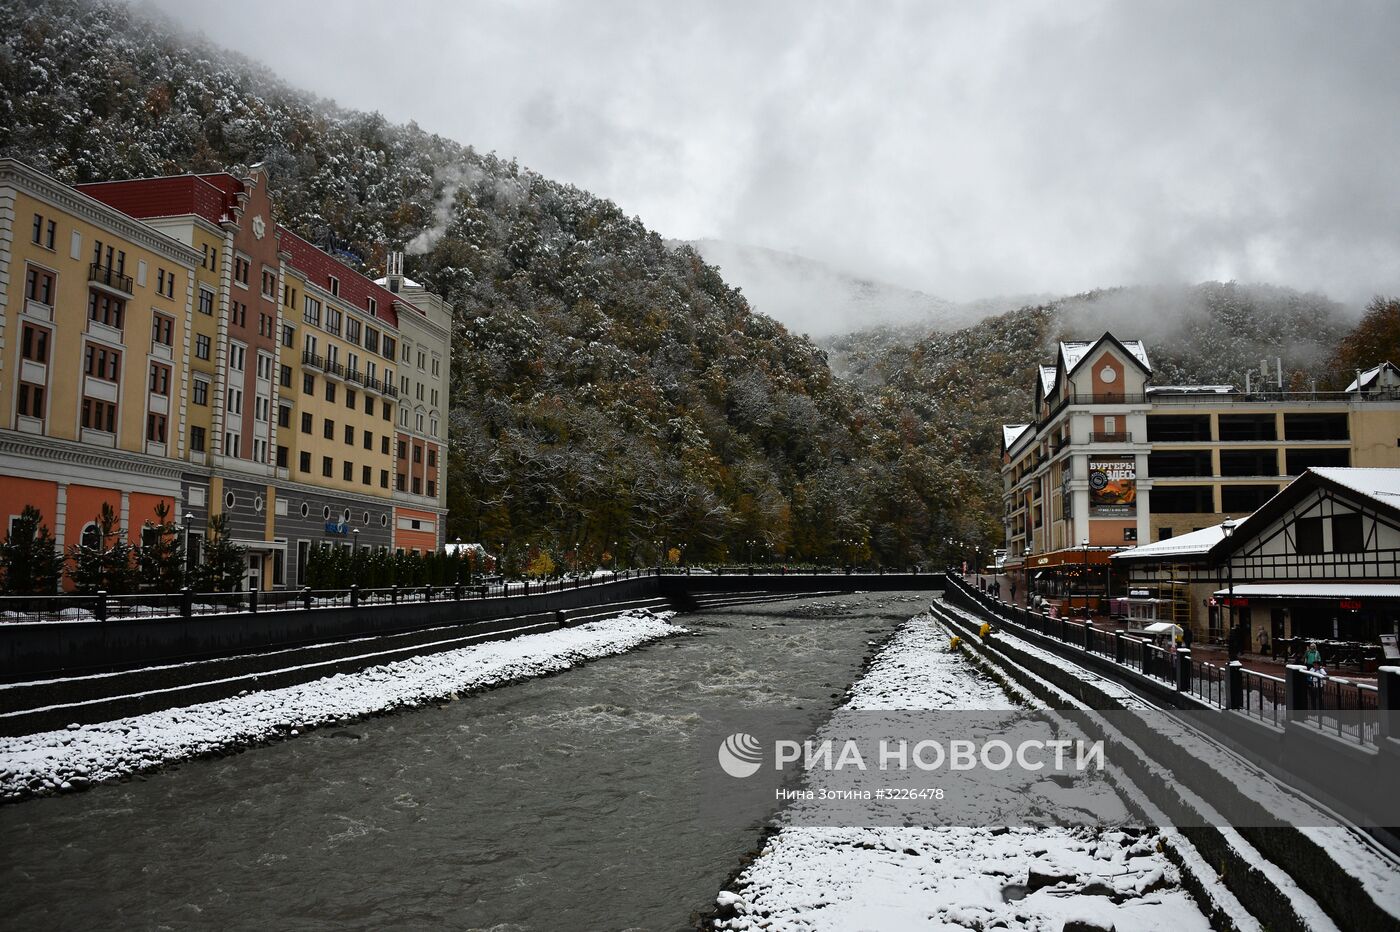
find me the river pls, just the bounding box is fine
[0,592,927,931]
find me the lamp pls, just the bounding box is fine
[1222,518,1237,657]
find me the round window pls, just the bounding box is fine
[225,491,236,510]
[323,505,331,520]
[363,511,371,525]
[300,502,310,518]
[253,495,264,513]
[380,513,389,527]
[342,508,351,522]
[1099,365,1118,383]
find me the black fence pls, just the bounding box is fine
[944,572,1392,749]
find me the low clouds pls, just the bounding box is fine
[146,0,1400,311]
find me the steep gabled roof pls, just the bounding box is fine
[1038,365,1057,399]
[1002,424,1031,453]
[1059,333,1151,378]
[1346,361,1400,392]
[1213,468,1400,561]
[1111,522,1229,563]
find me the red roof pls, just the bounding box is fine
[278,226,399,329]
[77,174,240,225]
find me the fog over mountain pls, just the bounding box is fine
[674,239,970,338]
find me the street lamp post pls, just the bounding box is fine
[184,512,195,577]
[1080,537,1089,619]
[1023,546,1032,606]
[1222,519,1237,658]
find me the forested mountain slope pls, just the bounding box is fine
[0,0,1000,566]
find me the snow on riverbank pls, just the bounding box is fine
[0,609,681,802]
[714,611,1211,931]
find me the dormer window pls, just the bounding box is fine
[328,275,339,297]
[367,297,377,318]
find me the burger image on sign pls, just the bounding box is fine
[1089,459,1136,515]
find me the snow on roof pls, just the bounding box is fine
[1146,385,1237,395]
[1002,424,1031,449]
[1038,365,1057,397]
[1112,522,1229,561]
[1058,336,1151,377]
[1345,361,1399,392]
[373,275,424,289]
[1311,467,1400,505]
[1212,583,1400,600]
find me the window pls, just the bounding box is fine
[16,382,44,418]
[363,432,373,451]
[259,313,273,337]
[1285,413,1349,441]
[193,378,209,406]
[303,296,321,326]
[1157,527,1174,541]
[382,336,396,360]
[324,419,335,440]
[365,327,379,353]
[346,388,357,410]
[277,405,292,429]
[224,433,241,457]
[362,465,372,486]
[255,396,270,422]
[1220,484,1278,513]
[412,477,422,495]
[1296,517,1324,555]
[328,275,340,297]
[301,412,313,434]
[344,425,354,445]
[413,445,423,464]
[201,243,217,272]
[149,363,170,395]
[346,318,361,344]
[431,389,439,407]
[253,438,268,463]
[25,266,56,305]
[229,344,246,371]
[343,461,353,482]
[151,313,174,347]
[1332,513,1364,553]
[20,324,49,363]
[325,382,336,403]
[146,412,167,443]
[198,287,215,315]
[191,426,206,452]
[367,297,377,318]
[427,480,436,498]
[1151,485,1213,514]
[322,456,333,478]
[432,358,440,377]
[233,255,250,286]
[226,387,243,415]
[81,398,117,432]
[156,268,176,298]
[195,334,211,360]
[256,353,273,381]
[303,373,315,395]
[397,440,407,460]
[83,345,120,381]
[32,213,56,249]
[381,436,390,455]
[230,301,247,328]
[397,473,406,492]
[380,470,389,489]
[282,324,296,348]
[326,307,342,336]
[300,451,312,473]
[365,394,375,415]
[261,268,277,299]
[92,241,126,275]
[280,364,293,388]
[427,448,437,468]
[88,291,125,329]
[417,350,426,370]
[382,401,391,421]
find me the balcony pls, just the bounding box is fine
[89,263,133,295]
[1088,431,1132,443]
[301,350,325,370]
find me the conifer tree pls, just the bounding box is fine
[67,503,135,594]
[191,513,247,592]
[0,505,63,595]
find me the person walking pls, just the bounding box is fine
[1304,642,1321,667]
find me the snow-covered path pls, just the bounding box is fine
[0,609,681,802]
[713,613,1213,931]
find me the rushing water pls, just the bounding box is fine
[0,592,926,931]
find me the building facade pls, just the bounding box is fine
[1112,468,1400,644]
[0,159,451,591]
[1000,333,1400,613]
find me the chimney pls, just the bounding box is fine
[386,249,404,293]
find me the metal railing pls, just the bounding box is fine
[1088,431,1132,443]
[89,263,133,294]
[943,571,1393,749]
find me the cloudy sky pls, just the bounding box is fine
[146,0,1399,310]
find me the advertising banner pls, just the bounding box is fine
[1089,456,1136,516]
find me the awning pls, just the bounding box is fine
[1025,548,1117,568]
[1211,583,1400,602]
